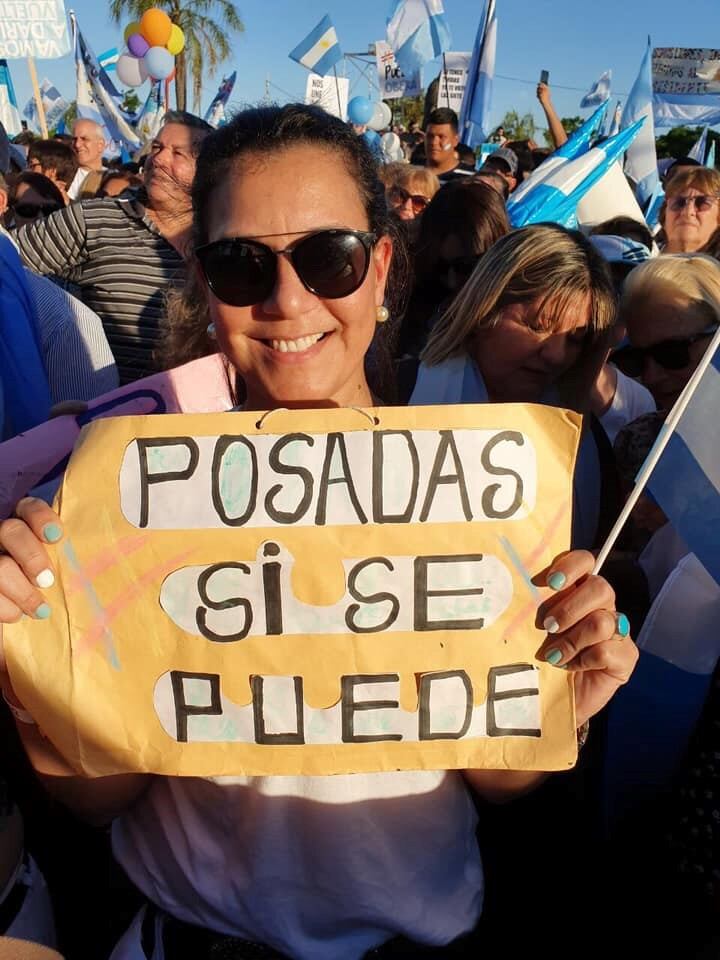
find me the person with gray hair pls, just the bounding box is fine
[14,112,213,383]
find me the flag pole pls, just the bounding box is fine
[27,57,48,137]
[442,52,450,107]
[332,64,342,117]
[593,325,720,574]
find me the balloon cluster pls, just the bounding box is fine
[116,9,185,87]
[347,98,403,163]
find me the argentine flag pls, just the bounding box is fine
[289,16,343,77]
[506,119,644,228]
[621,37,659,207]
[648,331,720,587]
[386,0,451,79]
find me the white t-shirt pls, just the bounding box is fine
[67,167,91,200]
[599,367,656,445]
[113,769,483,959]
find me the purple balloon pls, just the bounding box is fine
[127,32,149,58]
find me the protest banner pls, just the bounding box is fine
[6,403,582,779]
[304,72,349,120]
[652,47,720,127]
[436,52,471,114]
[374,40,422,99]
[0,353,232,520]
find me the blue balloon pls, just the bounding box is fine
[347,96,374,126]
[143,45,175,81]
[362,128,383,161]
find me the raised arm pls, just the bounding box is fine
[537,82,568,150]
[14,201,90,281]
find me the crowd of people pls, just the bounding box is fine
[0,82,718,959]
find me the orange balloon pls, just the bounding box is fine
[139,8,172,47]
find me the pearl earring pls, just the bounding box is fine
[206,322,217,339]
[376,306,389,324]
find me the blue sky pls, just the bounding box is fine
[8,0,720,134]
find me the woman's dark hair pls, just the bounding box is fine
[9,170,64,208]
[397,179,510,358]
[162,103,409,401]
[27,139,78,186]
[503,139,535,178]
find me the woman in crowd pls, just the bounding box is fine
[4,173,64,230]
[397,179,510,364]
[0,104,636,960]
[660,166,720,254]
[382,163,439,223]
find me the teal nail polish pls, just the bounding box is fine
[545,648,563,665]
[42,523,62,543]
[35,603,51,620]
[547,571,566,591]
[616,613,630,638]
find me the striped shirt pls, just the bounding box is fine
[15,196,185,384]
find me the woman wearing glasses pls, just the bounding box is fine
[382,164,439,222]
[0,105,637,960]
[615,252,720,411]
[660,166,720,255]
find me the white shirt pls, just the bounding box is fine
[67,167,91,201]
[599,367,656,445]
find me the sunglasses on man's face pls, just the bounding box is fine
[195,229,377,307]
[612,324,719,377]
[387,186,430,215]
[667,194,720,213]
[14,201,61,219]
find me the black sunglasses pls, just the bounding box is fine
[195,229,377,307]
[387,186,430,214]
[14,201,61,219]
[612,324,718,377]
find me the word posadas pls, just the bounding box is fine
[6,405,583,778]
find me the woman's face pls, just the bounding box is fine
[625,289,715,410]
[202,145,392,410]
[388,178,431,221]
[472,295,591,402]
[664,186,720,253]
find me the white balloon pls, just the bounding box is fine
[381,131,401,153]
[368,100,393,131]
[116,51,148,87]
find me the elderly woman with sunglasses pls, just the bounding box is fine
[382,163,439,222]
[0,105,636,960]
[660,166,720,254]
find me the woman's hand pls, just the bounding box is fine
[535,549,637,727]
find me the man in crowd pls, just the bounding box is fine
[479,147,519,194]
[423,107,473,182]
[15,111,212,384]
[68,119,107,199]
[27,139,79,204]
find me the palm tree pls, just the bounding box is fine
[110,0,244,113]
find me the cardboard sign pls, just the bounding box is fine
[5,404,582,778]
[435,52,471,115]
[304,73,350,121]
[375,40,422,100]
[0,354,232,520]
[652,47,720,96]
[0,0,71,59]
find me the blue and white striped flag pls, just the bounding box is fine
[688,125,709,164]
[23,78,69,129]
[72,12,141,152]
[604,99,622,138]
[0,60,21,137]
[622,37,660,208]
[458,0,496,148]
[708,140,717,170]
[580,69,611,109]
[507,119,644,228]
[289,16,343,77]
[386,0,451,79]
[510,101,609,207]
[648,330,720,586]
[98,47,120,73]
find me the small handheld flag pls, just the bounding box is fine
[580,69,611,108]
[289,15,343,77]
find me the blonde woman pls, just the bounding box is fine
[615,252,720,410]
[383,164,439,221]
[412,224,644,548]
